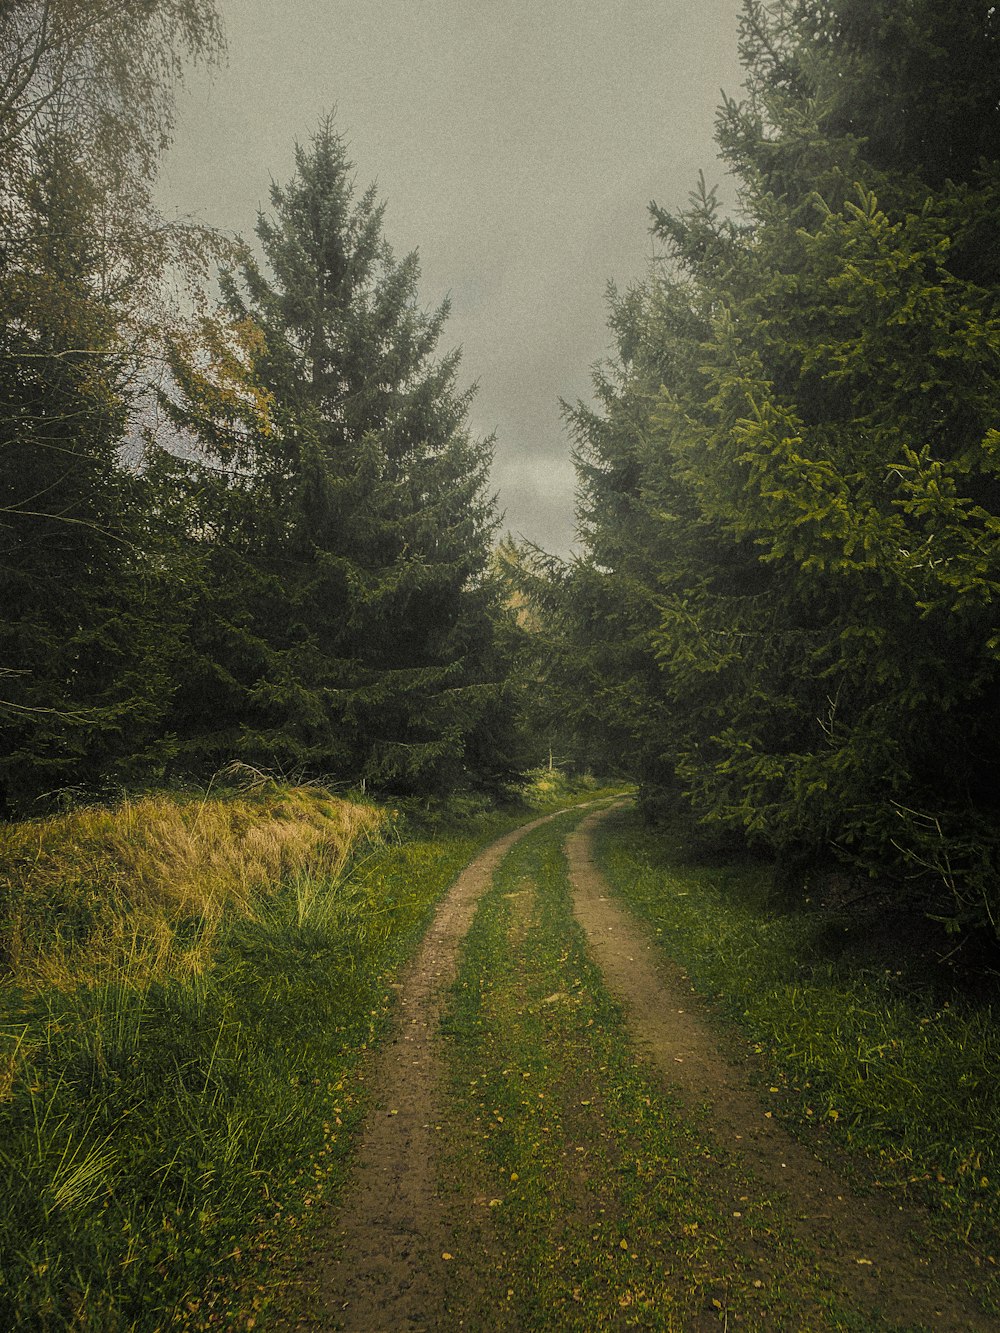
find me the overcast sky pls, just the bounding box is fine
[159,0,746,554]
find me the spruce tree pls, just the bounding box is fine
[571,0,1000,932]
[163,119,514,793]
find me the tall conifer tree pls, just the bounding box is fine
[163,119,513,792]
[570,0,1000,932]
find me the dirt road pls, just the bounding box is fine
[284,804,992,1331]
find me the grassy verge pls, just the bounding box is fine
[0,782,551,1330]
[440,811,878,1330]
[593,810,999,1302]
[0,778,382,989]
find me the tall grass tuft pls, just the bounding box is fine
[0,783,383,990]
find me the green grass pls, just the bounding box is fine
[0,782,383,989]
[517,766,618,810]
[0,800,534,1330]
[439,810,882,1330]
[593,810,1000,1298]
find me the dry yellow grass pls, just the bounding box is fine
[0,784,383,989]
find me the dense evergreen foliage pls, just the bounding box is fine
[159,122,514,793]
[0,9,515,812]
[558,0,1000,938]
